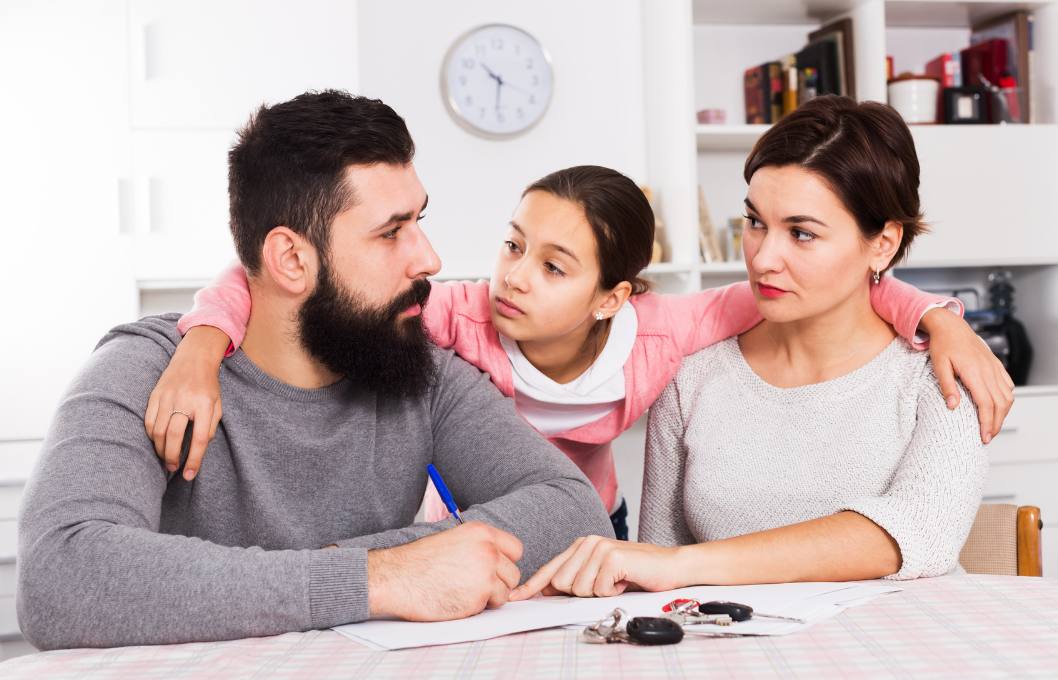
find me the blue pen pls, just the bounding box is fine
[427,464,464,524]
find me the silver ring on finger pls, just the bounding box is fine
[171,410,191,419]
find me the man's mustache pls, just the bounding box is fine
[385,278,432,319]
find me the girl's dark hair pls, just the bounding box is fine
[744,95,927,271]
[524,166,655,296]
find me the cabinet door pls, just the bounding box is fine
[129,0,359,130]
[909,126,1058,267]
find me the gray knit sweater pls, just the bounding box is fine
[640,337,987,579]
[17,314,613,650]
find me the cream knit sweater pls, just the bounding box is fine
[639,336,987,580]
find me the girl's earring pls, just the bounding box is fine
[595,312,604,321]
[872,268,881,285]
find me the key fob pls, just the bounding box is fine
[699,601,753,622]
[626,616,684,645]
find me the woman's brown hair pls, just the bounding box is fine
[523,165,655,296]
[744,95,927,271]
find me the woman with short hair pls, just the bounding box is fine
[510,96,988,599]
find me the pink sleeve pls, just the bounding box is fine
[422,280,460,349]
[176,260,252,354]
[651,281,764,356]
[870,275,964,351]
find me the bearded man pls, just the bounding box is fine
[16,91,613,651]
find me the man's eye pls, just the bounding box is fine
[418,213,426,222]
[383,226,401,239]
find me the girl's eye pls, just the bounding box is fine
[418,213,426,222]
[544,262,564,276]
[792,227,817,242]
[505,240,521,253]
[382,226,401,240]
[743,214,763,229]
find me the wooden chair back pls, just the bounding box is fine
[959,504,1043,577]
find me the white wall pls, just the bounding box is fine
[358,0,647,280]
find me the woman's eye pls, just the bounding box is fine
[505,240,521,253]
[792,228,817,242]
[743,214,763,229]
[544,262,564,276]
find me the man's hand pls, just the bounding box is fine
[367,523,523,621]
[144,325,230,480]
[507,536,681,601]
[920,307,1015,444]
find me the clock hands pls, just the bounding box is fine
[481,62,533,110]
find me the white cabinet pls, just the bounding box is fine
[128,0,359,131]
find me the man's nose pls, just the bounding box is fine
[407,223,442,278]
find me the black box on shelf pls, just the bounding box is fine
[942,87,988,124]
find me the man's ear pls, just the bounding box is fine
[871,220,904,273]
[594,280,633,320]
[261,227,315,295]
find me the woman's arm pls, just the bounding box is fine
[177,260,252,351]
[872,275,1014,443]
[637,381,696,548]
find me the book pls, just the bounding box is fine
[808,18,855,99]
[972,11,1034,123]
[925,53,962,87]
[779,53,798,115]
[744,62,783,124]
[698,187,723,263]
[795,40,840,98]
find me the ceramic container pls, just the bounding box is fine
[888,76,940,124]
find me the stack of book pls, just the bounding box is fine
[743,18,854,124]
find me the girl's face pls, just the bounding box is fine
[742,165,901,323]
[489,191,613,342]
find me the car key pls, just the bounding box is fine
[626,616,684,645]
[699,600,806,624]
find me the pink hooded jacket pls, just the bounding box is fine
[178,261,959,515]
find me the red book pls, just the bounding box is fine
[961,39,1008,88]
[925,53,962,87]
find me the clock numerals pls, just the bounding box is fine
[491,37,504,50]
[526,58,534,69]
[464,95,473,106]
[516,107,524,119]
[462,58,476,70]
[474,44,485,56]
[528,94,536,105]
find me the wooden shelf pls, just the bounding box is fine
[696,124,770,151]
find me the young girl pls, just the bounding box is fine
[146,165,1012,539]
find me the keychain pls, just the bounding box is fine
[662,599,806,625]
[583,608,684,646]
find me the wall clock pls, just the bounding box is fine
[441,24,553,139]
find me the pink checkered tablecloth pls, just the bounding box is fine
[2,575,1056,679]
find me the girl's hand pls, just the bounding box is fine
[920,307,1015,444]
[507,536,682,601]
[144,326,231,480]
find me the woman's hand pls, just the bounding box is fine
[144,326,231,480]
[920,307,1015,444]
[507,536,683,601]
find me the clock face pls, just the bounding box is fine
[441,24,553,139]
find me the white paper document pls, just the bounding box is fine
[332,581,901,651]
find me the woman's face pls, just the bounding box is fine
[489,191,609,342]
[742,165,900,323]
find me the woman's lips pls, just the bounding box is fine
[757,282,788,298]
[495,297,525,317]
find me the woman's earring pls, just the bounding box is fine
[872,269,881,285]
[595,312,604,321]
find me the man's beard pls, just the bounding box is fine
[297,261,435,398]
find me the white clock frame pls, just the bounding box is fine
[440,24,554,140]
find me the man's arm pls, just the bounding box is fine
[332,349,615,579]
[17,321,368,650]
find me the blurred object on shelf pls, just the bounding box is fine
[779,53,798,115]
[743,62,782,124]
[696,109,726,125]
[886,56,894,81]
[961,39,1008,122]
[888,74,940,124]
[972,11,1035,123]
[640,185,668,263]
[925,53,962,123]
[942,87,988,124]
[979,74,1024,124]
[964,270,1034,385]
[698,187,724,263]
[808,18,855,99]
[727,218,745,262]
[796,40,839,98]
[800,67,819,102]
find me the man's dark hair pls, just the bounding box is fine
[228,90,416,274]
